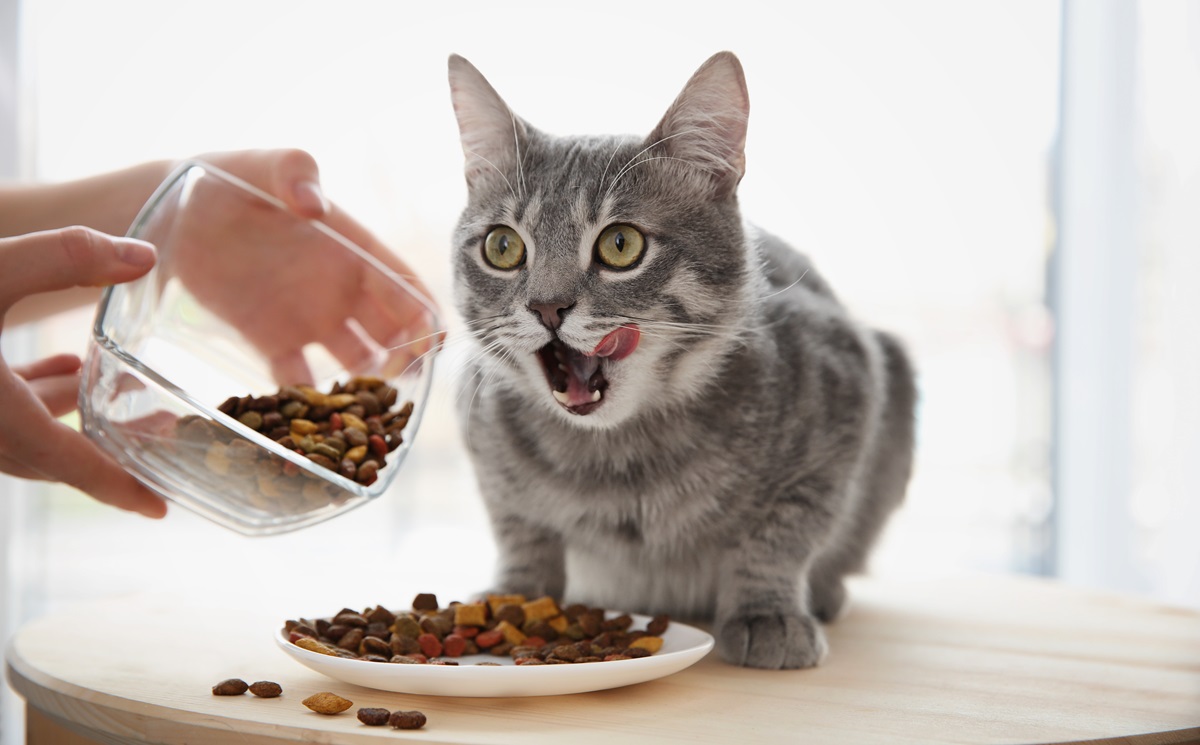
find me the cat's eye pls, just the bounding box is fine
[595,224,646,269]
[483,226,526,270]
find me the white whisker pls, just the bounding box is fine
[760,269,810,301]
[604,128,705,199]
[607,155,701,196]
[509,110,525,200]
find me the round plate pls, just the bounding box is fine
[274,613,714,697]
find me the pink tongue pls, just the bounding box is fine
[590,324,640,361]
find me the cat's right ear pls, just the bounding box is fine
[448,55,527,192]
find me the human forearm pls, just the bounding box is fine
[0,159,174,238]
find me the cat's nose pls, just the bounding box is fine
[528,300,575,330]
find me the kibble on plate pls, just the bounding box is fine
[284,592,670,667]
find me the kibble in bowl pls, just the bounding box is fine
[275,593,715,697]
[79,162,441,536]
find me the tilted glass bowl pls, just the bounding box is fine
[80,162,441,535]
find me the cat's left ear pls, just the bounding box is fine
[448,54,528,193]
[647,51,749,198]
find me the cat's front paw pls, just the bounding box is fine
[715,610,828,669]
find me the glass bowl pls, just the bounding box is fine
[79,161,441,535]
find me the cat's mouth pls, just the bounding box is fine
[537,324,640,415]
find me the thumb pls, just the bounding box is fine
[268,148,329,218]
[0,227,155,313]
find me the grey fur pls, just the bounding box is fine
[447,52,916,669]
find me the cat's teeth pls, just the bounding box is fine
[553,390,570,405]
[590,389,602,402]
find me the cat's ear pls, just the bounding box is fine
[647,51,749,198]
[448,54,527,192]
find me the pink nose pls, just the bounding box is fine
[528,301,574,330]
[591,324,640,360]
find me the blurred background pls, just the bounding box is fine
[1,0,1197,741]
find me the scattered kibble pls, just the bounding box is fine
[248,681,282,698]
[389,710,428,730]
[357,707,392,726]
[302,692,353,715]
[212,678,248,696]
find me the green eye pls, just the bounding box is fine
[483,226,526,270]
[595,224,646,269]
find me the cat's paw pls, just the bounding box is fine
[715,610,828,669]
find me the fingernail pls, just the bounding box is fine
[293,180,329,216]
[115,239,156,268]
[141,499,168,519]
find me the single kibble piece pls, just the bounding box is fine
[646,614,671,636]
[629,635,664,654]
[487,593,526,615]
[302,692,353,715]
[453,602,488,627]
[494,619,527,646]
[389,710,427,730]
[248,681,283,698]
[212,678,248,696]
[521,595,561,622]
[357,707,391,726]
[412,593,439,611]
[294,637,339,656]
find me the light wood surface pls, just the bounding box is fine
[6,574,1200,745]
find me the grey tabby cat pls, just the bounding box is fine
[447,51,916,669]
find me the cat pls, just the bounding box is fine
[446,51,916,669]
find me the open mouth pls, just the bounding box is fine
[536,324,640,415]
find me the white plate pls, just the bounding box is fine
[274,613,714,697]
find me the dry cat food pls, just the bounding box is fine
[302,691,354,715]
[355,707,427,729]
[357,707,392,726]
[248,681,283,698]
[283,592,670,666]
[173,377,413,512]
[212,678,249,696]
[389,710,428,730]
[211,678,282,697]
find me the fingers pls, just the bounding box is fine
[269,148,329,218]
[0,368,167,518]
[0,228,155,313]
[324,203,440,308]
[12,353,81,381]
[268,349,315,388]
[201,148,328,219]
[39,424,169,518]
[26,373,82,418]
[318,320,382,376]
[14,355,84,418]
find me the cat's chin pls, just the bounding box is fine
[536,324,640,417]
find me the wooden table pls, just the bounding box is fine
[6,574,1199,745]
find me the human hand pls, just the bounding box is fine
[166,149,441,384]
[0,227,167,517]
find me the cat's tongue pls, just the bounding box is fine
[591,324,640,361]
